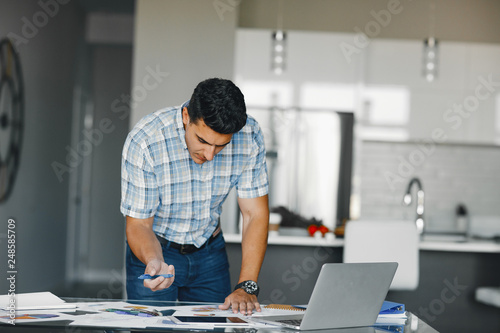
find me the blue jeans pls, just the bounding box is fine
[126,233,232,303]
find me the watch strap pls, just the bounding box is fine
[234,280,259,296]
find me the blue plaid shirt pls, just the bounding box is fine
[121,102,268,247]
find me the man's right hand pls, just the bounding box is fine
[144,259,175,291]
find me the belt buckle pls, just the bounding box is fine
[179,244,192,255]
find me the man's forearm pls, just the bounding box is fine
[126,216,164,265]
[238,195,270,283]
[239,218,268,282]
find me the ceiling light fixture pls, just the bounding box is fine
[423,37,438,82]
[423,1,438,82]
[271,0,286,75]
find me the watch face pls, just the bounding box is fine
[243,281,258,294]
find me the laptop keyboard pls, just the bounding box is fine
[278,319,302,326]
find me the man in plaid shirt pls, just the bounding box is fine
[121,78,269,315]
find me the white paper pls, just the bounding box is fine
[0,308,76,324]
[375,313,408,325]
[167,304,303,318]
[168,304,236,317]
[69,312,148,328]
[144,316,215,329]
[0,292,76,311]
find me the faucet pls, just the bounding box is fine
[403,177,425,234]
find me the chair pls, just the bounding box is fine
[343,220,419,290]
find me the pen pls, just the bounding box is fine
[138,309,162,316]
[138,273,174,279]
[115,310,153,317]
[105,308,160,317]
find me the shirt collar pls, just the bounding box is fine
[175,100,189,150]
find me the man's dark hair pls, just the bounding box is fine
[187,78,247,134]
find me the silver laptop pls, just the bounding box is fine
[252,262,398,330]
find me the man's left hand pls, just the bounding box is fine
[218,289,261,315]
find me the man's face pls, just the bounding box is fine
[182,107,232,164]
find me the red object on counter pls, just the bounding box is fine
[307,225,318,236]
[318,225,329,235]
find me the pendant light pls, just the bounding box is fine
[423,1,438,82]
[271,0,286,75]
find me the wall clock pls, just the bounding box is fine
[0,38,24,203]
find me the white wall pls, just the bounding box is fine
[233,28,500,230]
[131,0,240,232]
[234,28,500,145]
[362,39,500,144]
[359,141,500,234]
[234,30,359,228]
[131,0,238,126]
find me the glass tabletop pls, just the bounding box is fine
[0,297,439,333]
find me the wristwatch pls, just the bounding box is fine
[234,280,260,296]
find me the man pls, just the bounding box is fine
[121,78,269,315]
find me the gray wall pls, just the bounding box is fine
[0,0,84,293]
[86,45,131,283]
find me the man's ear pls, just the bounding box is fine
[182,107,190,126]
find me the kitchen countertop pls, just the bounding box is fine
[223,233,500,253]
[418,238,500,253]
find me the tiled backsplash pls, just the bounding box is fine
[358,140,500,233]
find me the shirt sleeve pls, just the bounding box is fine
[120,132,159,219]
[236,123,269,199]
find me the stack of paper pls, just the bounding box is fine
[0,292,76,311]
[476,287,500,308]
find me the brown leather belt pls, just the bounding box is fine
[156,223,221,255]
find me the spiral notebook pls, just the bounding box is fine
[251,262,398,330]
